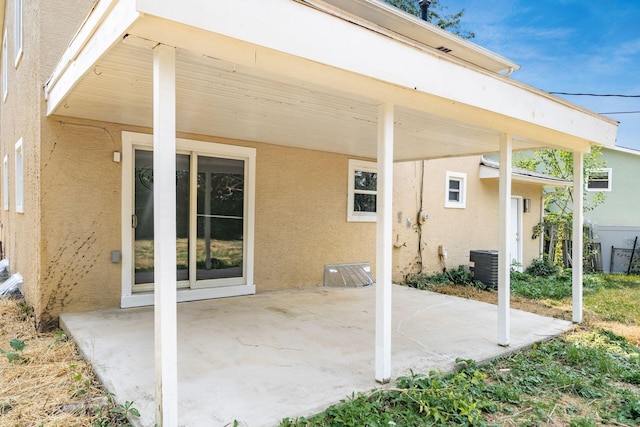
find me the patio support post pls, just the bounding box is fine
[572,150,584,323]
[498,133,512,347]
[375,103,394,383]
[153,44,178,426]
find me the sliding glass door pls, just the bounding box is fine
[133,149,246,291]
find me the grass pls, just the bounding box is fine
[135,237,243,272]
[0,298,138,426]
[280,270,640,426]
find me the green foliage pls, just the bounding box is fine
[514,147,607,267]
[525,256,559,277]
[0,338,26,362]
[383,0,475,39]
[405,266,481,290]
[282,328,640,426]
[92,397,140,427]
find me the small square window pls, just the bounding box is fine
[15,138,23,213]
[445,171,466,208]
[587,168,612,192]
[3,154,8,210]
[348,159,377,222]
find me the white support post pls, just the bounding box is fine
[572,150,584,323]
[375,103,394,383]
[153,44,178,426]
[498,133,512,347]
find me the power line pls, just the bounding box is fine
[598,110,640,115]
[549,91,640,98]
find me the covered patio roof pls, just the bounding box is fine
[44,0,617,161]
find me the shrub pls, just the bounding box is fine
[525,256,559,277]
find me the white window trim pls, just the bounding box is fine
[14,0,23,68]
[586,167,612,192]
[2,31,8,101]
[14,138,23,213]
[120,131,256,308]
[445,171,467,209]
[3,154,8,210]
[347,159,377,222]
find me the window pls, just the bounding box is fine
[445,171,467,208]
[14,138,23,213]
[2,31,7,101]
[587,168,612,192]
[3,155,8,210]
[348,159,377,222]
[14,0,23,67]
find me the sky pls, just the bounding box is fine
[442,0,640,151]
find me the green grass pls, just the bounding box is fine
[280,329,640,426]
[281,273,640,426]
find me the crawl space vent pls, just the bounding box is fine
[324,262,373,288]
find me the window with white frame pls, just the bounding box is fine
[14,0,23,67]
[15,138,23,213]
[3,155,8,210]
[348,159,377,222]
[587,168,612,192]
[445,171,467,208]
[2,31,8,101]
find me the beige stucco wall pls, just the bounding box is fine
[36,121,380,322]
[392,156,544,279]
[0,0,96,327]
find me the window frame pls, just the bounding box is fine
[347,159,377,222]
[445,171,467,209]
[2,30,8,101]
[586,168,612,192]
[14,0,23,68]
[3,154,8,210]
[14,138,23,213]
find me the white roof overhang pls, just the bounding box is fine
[44,0,619,161]
[479,158,571,188]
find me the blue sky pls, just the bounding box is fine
[445,0,640,150]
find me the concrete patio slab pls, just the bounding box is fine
[60,285,573,426]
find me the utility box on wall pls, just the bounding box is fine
[470,250,499,288]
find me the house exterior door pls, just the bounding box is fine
[121,132,256,307]
[510,197,523,270]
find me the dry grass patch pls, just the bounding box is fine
[0,297,128,427]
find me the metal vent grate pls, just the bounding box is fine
[436,46,452,53]
[324,262,373,288]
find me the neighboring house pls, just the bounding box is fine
[391,156,570,282]
[584,146,640,272]
[0,0,617,418]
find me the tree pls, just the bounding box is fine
[383,0,475,39]
[514,147,606,268]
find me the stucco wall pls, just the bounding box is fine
[395,156,543,276]
[37,122,379,321]
[1,0,43,321]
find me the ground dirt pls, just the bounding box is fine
[0,297,111,426]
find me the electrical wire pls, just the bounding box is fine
[598,111,640,115]
[548,91,640,98]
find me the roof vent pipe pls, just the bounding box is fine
[419,0,431,22]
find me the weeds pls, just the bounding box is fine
[0,338,26,362]
[281,329,640,426]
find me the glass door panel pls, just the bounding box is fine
[133,150,190,286]
[196,156,244,281]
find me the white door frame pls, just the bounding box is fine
[120,131,256,308]
[510,196,523,270]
